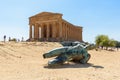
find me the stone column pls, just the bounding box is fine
[69,26,70,40]
[34,24,39,40]
[40,24,44,39]
[67,25,68,40]
[56,22,59,39]
[79,29,80,41]
[80,28,82,41]
[77,28,79,41]
[62,23,65,40]
[33,24,36,40]
[70,26,72,40]
[68,26,69,40]
[29,25,32,39]
[68,26,70,40]
[74,27,76,40]
[72,26,74,40]
[33,24,36,39]
[77,29,79,41]
[70,26,71,40]
[64,23,66,40]
[52,22,56,38]
[65,24,67,40]
[59,21,62,40]
[76,28,78,40]
[38,25,41,39]
[46,23,50,39]
[75,28,76,40]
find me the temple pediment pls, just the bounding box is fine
[33,12,62,17]
[30,12,63,21]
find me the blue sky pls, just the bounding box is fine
[0,0,120,43]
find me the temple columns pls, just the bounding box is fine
[29,21,82,41]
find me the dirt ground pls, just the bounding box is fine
[0,42,120,80]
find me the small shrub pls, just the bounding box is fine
[9,38,17,42]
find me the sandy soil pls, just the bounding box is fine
[0,42,120,80]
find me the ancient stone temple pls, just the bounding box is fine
[29,12,83,41]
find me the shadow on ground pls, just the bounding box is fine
[44,63,104,69]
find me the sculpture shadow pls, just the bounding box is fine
[44,63,104,69]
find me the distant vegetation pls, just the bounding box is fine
[95,35,120,51]
[9,38,17,42]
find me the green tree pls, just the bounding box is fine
[95,35,109,49]
[95,35,120,51]
[108,39,116,47]
[115,41,120,50]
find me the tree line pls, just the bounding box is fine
[95,35,120,50]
